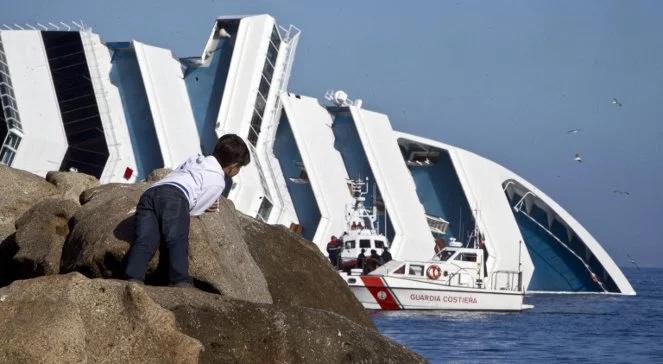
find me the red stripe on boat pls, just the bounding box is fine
[360,276,401,310]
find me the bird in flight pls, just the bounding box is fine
[574,153,583,163]
[626,253,640,270]
[611,98,622,107]
[613,190,630,196]
[567,128,582,134]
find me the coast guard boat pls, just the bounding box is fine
[337,179,529,311]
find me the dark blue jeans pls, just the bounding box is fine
[125,185,192,284]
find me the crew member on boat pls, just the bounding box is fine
[380,247,392,264]
[365,249,381,273]
[357,248,366,271]
[326,235,342,268]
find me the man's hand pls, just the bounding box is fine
[206,199,220,212]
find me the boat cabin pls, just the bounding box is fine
[374,247,486,288]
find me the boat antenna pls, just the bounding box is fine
[518,240,523,291]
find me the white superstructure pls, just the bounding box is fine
[0,15,634,295]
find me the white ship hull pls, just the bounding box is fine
[344,275,527,311]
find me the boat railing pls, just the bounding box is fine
[490,270,523,292]
[446,266,480,288]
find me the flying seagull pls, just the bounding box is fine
[626,253,640,270]
[574,153,583,163]
[611,98,622,107]
[567,128,582,134]
[613,190,630,196]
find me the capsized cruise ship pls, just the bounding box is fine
[0,15,635,295]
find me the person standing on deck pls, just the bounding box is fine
[380,246,392,264]
[326,235,341,268]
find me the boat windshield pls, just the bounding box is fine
[345,240,355,249]
[438,250,455,261]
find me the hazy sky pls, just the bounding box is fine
[3,0,662,267]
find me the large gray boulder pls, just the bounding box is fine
[146,285,426,364]
[60,183,149,278]
[61,183,273,304]
[12,198,79,278]
[187,198,272,303]
[0,166,56,243]
[239,215,375,329]
[0,166,57,286]
[45,171,100,204]
[0,273,202,363]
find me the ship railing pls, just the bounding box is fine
[1,21,86,32]
[490,270,523,292]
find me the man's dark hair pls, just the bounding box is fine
[213,134,250,168]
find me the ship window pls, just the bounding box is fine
[455,253,477,262]
[393,265,406,275]
[408,264,424,276]
[256,197,273,222]
[374,240,384,248]
[345,240,355,249]
[359,239,371,248]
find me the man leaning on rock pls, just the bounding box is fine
[124,134,250,287]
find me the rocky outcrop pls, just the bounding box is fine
[45,171,100,204]
[146,285,426,364]
[0,273,202,363]
[12,198,79,278]
[240,215,374,328]
[0,165,425,363]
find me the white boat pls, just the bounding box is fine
[335,178,529,311]
[340,249,528,311]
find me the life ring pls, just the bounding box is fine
[426,264,442,280]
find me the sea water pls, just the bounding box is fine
[372,267,663,363]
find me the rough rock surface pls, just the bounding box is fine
[146,168,173,182]
[0,166,56,243]
[0,273,202,363]
[13,198,79,278]
[60,183,150,279]
[61,183,272,304]
[187,198,272,303]
[0,166,57,286]
[240,215,375,329]
[45,171,100,204]
[146,286,426,364]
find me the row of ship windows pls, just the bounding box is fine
[248,26,281,146]
[0,38,23,167]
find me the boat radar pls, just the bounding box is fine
[325,90,363,108]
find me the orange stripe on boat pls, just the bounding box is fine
[360,276,401,310]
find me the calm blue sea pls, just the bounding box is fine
[372,267,663,363]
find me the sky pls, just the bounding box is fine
[2,0,662,268]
